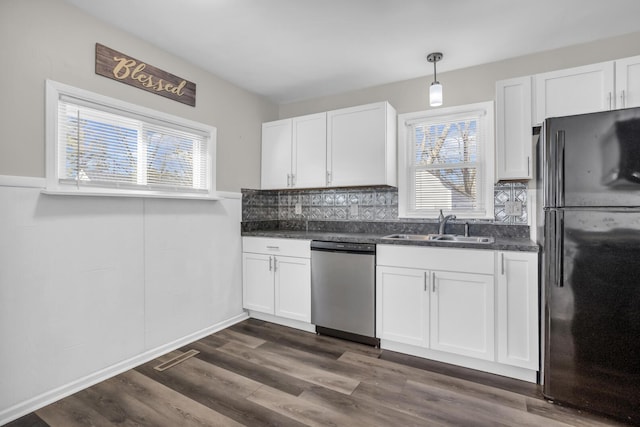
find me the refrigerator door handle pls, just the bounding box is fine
[556,130,566,207]
[556,211,564,288]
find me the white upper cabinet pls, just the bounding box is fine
[534,61,615,124]
[261,102,396,189]
[615,55,640,109]
[495,76,533,180]
[327,101,397,187]
[261,113,327,190]
[261,119,292,190]
[292,112,327,188]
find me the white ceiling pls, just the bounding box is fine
[63,0,640,104]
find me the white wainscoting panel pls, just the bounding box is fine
[0,185,243,425]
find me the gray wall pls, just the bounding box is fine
[0,0,278,192]
[279,31,640,118]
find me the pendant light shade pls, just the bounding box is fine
[427,52,443,107]
[429,82,443,107]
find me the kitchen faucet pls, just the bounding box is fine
[438,209,456,234]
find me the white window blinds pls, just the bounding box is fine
[398,102,494,218]
[409,116,482,212]
[57,96,209,193]
[45,80,216,199]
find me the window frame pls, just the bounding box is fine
[44,79,218,200]
[397,101,495,219]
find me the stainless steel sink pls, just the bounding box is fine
[426,234,495,244]
[382,233,494,244]
[381,233,432,241]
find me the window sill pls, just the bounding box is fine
[41,188,221,201]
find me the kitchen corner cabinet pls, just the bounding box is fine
[326,101,397,187]
[495,76,533,180]
[261,113,326,189]
[242,237,311,323]
[496,251,539,370]
[534,61,614,124]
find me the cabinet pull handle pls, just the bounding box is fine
[501,253,505,275]
[266,246,279,250]
[608,92,612,110]
[621,90,626,108]
[432,272,436,293]
[269,256,272,271]
[287,174,291,187]
[273,257,277,272]
[424,272,427,291]
[527,156,530,176]
[326,171,332,185]
[292,174,296,186]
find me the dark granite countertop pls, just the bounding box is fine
[241,230,539,252]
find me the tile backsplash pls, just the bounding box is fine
[243,182,528,225]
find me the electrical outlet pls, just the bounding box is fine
[504,200,523,216]
[294,202,302,215]
[350,204,358,217]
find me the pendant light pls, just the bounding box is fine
[427,52,443,107]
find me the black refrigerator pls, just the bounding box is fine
[537,108,640,424]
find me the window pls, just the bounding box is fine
[45,80,217,199]
[398,101,494,218]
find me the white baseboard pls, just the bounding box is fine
[0,312,249,426]
[248,311,316,333]
[380,339,538,383]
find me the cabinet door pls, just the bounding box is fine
[496,76,533,180]
[497,251,539,370]
[376,266,429,347]
[430,271,495,360]
[261,119,292,189]
[327,102,390,187]
[242,253,274,314]
[274,256,311,322]
[615,55,640,109]
[534,62,614,124]
[292,113,327,188]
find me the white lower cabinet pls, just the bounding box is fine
[496,251,539,370]
[376,244,538,382]
[242,252,275,314]
[242,237,311,326]
[430,270,494,361]
[376,266,429,347]
[274,256,311,322]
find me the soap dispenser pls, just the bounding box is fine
[438,209,445,223]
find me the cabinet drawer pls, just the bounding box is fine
[243,237,310,258]
[377,244,494,275]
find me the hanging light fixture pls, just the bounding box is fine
[426,52,443,107]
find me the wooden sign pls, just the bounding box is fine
[95,43,196,106]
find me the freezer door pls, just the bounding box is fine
[546,108,640,207]
[544,208,640,422]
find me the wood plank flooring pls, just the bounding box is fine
[6,319,630,427]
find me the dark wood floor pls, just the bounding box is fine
[6,319,629,427]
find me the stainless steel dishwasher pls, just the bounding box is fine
[310,240,379,346]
